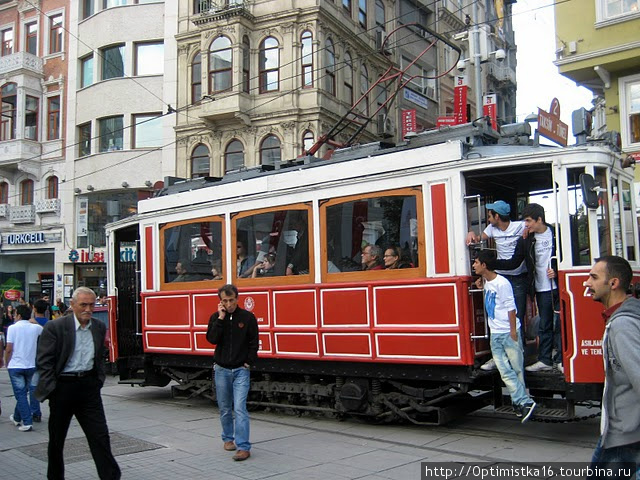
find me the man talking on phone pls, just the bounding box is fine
[206,284,259,461]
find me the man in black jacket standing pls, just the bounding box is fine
[206,284,259,461]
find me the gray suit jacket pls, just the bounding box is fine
[35,313,107,401]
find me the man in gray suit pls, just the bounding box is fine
[35,287,120,480]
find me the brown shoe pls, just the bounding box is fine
[223,441,236,451]
[232,450,250,461]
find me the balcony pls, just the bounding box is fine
[486,62,517,85]
[0,203,7,218]
[200,93,252,123]
[0,139,42,171]
[9,204,35,224]
[35,198,61,215]
[192,0,254,25]
[0,52,44,77]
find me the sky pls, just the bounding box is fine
[511,0,593,134]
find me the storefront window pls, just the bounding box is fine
[77,191,142,248]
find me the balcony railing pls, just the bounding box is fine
[9,204,36,224]
[486,62,517,85]
[35,198,61,215]
[193,0,253,25]
[0,203,7,218]
[0,52,44,77]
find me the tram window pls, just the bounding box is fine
[595,167,611,258]
[162,220,223,284]
[568,168,591,266]
[325,194,419,272]
[236,209,309,278]
[621,181,636,261]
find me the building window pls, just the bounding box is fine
[344,52,353,105]
[358,0,367,27]
[49,14,63,54]
[82,0,95,19]
[25,96,38,140]
[209,36,232,93]
[259,37,279,93]
[0,181,7,203]
[225,139,244,172]
[132,113,162,148]
[25,22,38,54]
[620,74,640,150]
[98,115,123,152]
[20,179,34,205]
[242,36,250,93]
[103,0,127,7]
[360,64,369,115]
[79,122,91,156]
[135,41,164,76]
[301,31,313,88]
[1,28,13,56]
[191,52,202,103]
[375,0,385,30]
[0,82,17,141]
[302,130,314,154]
[101,44,125,80]
[325,39,335,96]
[343,0,352,14]
[47,96,60,140]
[47,176,59,199]
[260,135,281,166]
[191,143,210,178]
[81,55,93,88]
[597,0,640,21]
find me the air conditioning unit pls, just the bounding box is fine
[377,114,394,138]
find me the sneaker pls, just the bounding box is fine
[512,404,523,418]
[223,441,236,451]
[525,361,553,372]
[555,363,564,374]
[18,425,33,432]
[9,414,22,427]
[480,358,497,371]
[521,402,537,423]
[32,415,42,423]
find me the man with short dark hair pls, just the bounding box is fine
[35,286,120,480]
[585,256,640,477]
[206,284,259,461]
[33,300,49,327]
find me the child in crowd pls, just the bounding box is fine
[473,249,536,423]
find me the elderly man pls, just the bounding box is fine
[585,256,640,479]
[35,287,120,480]
[361,244,383,270]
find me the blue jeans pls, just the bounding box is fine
[214,365,251,451]
[536,290,562,366]
[490,331,531,408]
[589,436,640,479]
[504,274,528,343]
[8,367,40,426]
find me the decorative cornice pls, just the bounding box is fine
[554,40,640,68]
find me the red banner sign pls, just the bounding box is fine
[454,76,468,124]
[401,109,417,138]
[436,116,459,127]
[483,94,498,130]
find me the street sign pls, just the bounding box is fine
[537,98,568,146]
[437,116,459,127]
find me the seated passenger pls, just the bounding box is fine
[236,241,255,278]
[211,260,223,280]
[383,246,412,269]
[172,259,200,282]
[286,215,309,275]
[361,244,384,271]
[252,253,277,278]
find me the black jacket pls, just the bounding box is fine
[206,307,259,369]
[494,223,558,298]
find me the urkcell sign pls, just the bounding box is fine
[6,232,46,245]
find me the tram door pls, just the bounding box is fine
[113,225,143,373]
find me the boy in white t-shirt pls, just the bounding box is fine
[473,249,537,423]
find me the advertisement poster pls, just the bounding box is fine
[0,271,26,304]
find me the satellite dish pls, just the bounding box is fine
[580,173,599,209]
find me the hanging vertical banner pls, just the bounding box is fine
[483,93,498,130]
[77,196,88,237]
[401,109,417,138]
[454,75,468,124]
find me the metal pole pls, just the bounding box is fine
[473,1,483,118]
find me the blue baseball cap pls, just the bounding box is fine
[486,200,511,216]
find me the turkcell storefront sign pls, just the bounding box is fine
[6,232,46,245]
[403,88,429,109]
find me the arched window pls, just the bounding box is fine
[242,36,250,93]
[0,181,8,203]
[302,130,314,154]
[209,36,232,94]
[325,39,335,96]
[344,52,353,106]
[375,0,385,30]
[47,176,59,199]
[1,82,17,141]
[259,37,279,93]
[260,135,281,166]
[301,31,313,88]
[20,179,33,205]
[191,52,202,103]
[360,64,369,116]
[225,139,245,172]
[191,144,210,178]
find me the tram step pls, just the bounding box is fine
[118,379,146,385]
[495,405,569,420]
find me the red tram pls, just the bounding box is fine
[105,121,640,424]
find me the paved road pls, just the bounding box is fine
[0,370,600,479]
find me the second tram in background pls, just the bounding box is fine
[105,119,640,424]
